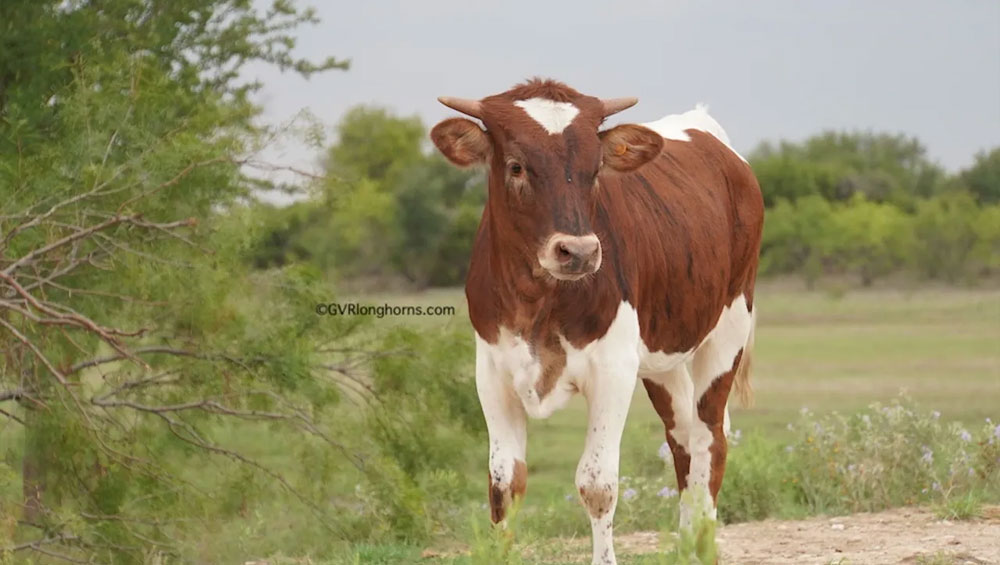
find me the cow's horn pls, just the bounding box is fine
[601,97,638,117]
[437,97,483,119]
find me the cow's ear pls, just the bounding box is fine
[431,118,491,166]
[599,124,663,172]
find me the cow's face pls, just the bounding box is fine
[431,80,662,281]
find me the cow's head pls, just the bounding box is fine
[431,79,662,281]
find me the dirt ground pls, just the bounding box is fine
[614,506,1000,564]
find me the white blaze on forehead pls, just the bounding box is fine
[514,98,580,135]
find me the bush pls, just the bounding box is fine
[718,399,1000,522]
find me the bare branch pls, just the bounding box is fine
[66,345,261,375]
[3,535,85,564]
[115,157,231,214]
[1,214,132,276]
[0,388,25,402]
[0,316,69,386]
[0,407,25,425]
[0,272,144,365]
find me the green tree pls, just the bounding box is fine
[827,196,913,285]
[325,106,425,183]
[252,107,486,288]
[910,191,982,281]
[750,131,946,208]
[958,147,1000,204]
[759,195,835,287]
[391,155,485,286]
[971,204,1000,274]
[0,1,406,561]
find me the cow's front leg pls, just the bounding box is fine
[576,360,638,565]
[475,336,528,524]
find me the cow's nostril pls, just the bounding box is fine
[557,243,573,259]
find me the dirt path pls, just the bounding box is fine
[614,506,1000,564]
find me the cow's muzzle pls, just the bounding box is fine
[538,233,602,281]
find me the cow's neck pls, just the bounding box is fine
[486,210,555,310]
[475,207,614,346]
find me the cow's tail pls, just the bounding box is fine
[732,306,756,408]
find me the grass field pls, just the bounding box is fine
[3,283,997,564]
[354,282,1000,499]
[336,282,1000,564]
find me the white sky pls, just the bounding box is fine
[245,0,1000,191]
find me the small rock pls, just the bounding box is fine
[831,523,845,531]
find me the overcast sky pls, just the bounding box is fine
[246,0,1000,182]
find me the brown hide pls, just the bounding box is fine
[466,135,762,349]
[454,80,763,388]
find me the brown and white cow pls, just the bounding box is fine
[430,79,763,564]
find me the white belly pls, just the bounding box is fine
[478,295,751,419]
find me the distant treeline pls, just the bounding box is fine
[250,107,1000,288]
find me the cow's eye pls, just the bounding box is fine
[508,162,523,176]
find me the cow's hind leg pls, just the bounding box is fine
[475,337,527,524]
[576,363,638,565]
[686,295,753,526]
[641,364,695,502]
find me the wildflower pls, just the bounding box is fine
[785,445,794,453]
[622,488,638,501]
[932,411,941,420]
[730,429,742,445]
[786,423,795,432]
[959,429,972,442]
[993,424,1000,440]
[565,494,575,502]
[657,486,679,498]
[968,467,976,477]
[658,442,673,463]
[921,446,933,465]
[800,407,810,416]
[861,415,871,427]
[922,488,928,494]
[932,482,941,492]
[847,464,857,474]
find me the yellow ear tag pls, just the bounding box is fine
[614,143,628,156]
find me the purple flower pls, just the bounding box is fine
[565,493,575,501]
[993,424,1000,440]
[658,442,673,463]
[657,486,678,498]
[959,429,972,442]
[622,488,638,501]
[932,481,942,492]
[921,446,933,465]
